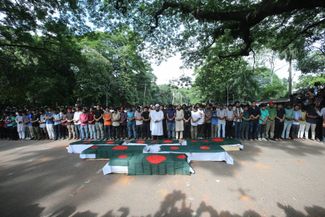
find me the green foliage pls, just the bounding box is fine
[295,74,325,89]
[194,57,287,103]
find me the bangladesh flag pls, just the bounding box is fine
[106,153,193,175]
[69,139,124,145]
[126,139,180,145]
[159,144,225,153]
[81,145,146,159]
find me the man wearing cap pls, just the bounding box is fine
[150,104,164,139]
[266,101,276,140]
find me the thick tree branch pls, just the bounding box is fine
[152,0,325,58]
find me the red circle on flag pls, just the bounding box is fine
[90,146,98,149]
[191,140,197,142]
[170,146,180,150]
[163,139,173,143]
[106,141,115,144]
[212,138,224,142]
[146,155,167,164]
[112,146,128,151]
[200,146,210,150]
[118,154,128,159]
[203,140,209,142]
[177,154,186,159]
[136,140,145,144]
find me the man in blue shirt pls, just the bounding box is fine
[127,107,136,139]
[45,108,55,140]
[211,106,218,138]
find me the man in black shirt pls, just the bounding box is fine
[141,107,150,139]
[274,104,285,140]
[183,104,191,139]
[248,101,260,140]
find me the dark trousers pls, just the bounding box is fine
[142,122,150,138]
[120,125,127,138]
[184,123,191,139]
[204,123,212,138]
[136,125,143,139]
[291,124,299,139]
[226,121,234,138]
[241,121,249,139]
[234,122,241,139]
[104,125,112,138]
[249,121,259,140]
[198,124,204,138]
[274,120,284,139]
[53,124,62,140]
[112,126,120,139]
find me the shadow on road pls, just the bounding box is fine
[3,190,325,217]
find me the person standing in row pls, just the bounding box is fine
[305,102,318,140]
[274,104,285,140]
[217,105,226,138]
[249,101,260,140]
[127,107,136,139]
[204,104,212,138]
[175,105,184,140]
[88,108,96,140]
[258,104,269,141]
[80,108,89,140]
[112,107,121,139]
[150,104,164,140]
[94,105,104,140]
[73,107,82,140]
[120,107,127,139]
[45,108,55,140]
[298,106,307,139]
[66,107,75,140]
[266,102,276,140]
[134,107,143,139]
[241,105,250,140]
[183,105,191,139]
[211,106,218,138]
[142,107,151,139]
[166,105,176,139]
[282,104,293,139]
[234,102,243,139]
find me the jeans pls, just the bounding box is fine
[127,122,136,138]
[88,124,96,139]
[74,124,81,139]
[53,124,61,140]
[281,121,292,139]
[218,121,226,138]
[274,120,284,139]
[234,122,241,139]
[184,122,191,139]
[258,124,266,139]
[211,124,218,138]
[167,122,175,138]
[80,124,88,140]
[95,122,104,139]
[249,121,259,140]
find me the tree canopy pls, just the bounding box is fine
[0,0,324,105]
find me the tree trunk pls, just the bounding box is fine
[288,57,292,96]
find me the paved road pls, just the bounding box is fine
[0,139,325,217]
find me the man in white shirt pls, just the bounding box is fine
[73,107,82,140]
[217,104,227,138]
[197,105,205,139]
[226,104,235,138]
[191,106,201,139]
[150,104,164,139]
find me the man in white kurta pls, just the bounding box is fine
[150,105,164,137]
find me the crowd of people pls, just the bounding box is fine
[0,98,324,142]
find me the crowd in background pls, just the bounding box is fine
[0,94,324,142]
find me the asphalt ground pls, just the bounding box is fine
[1,139,325,217]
